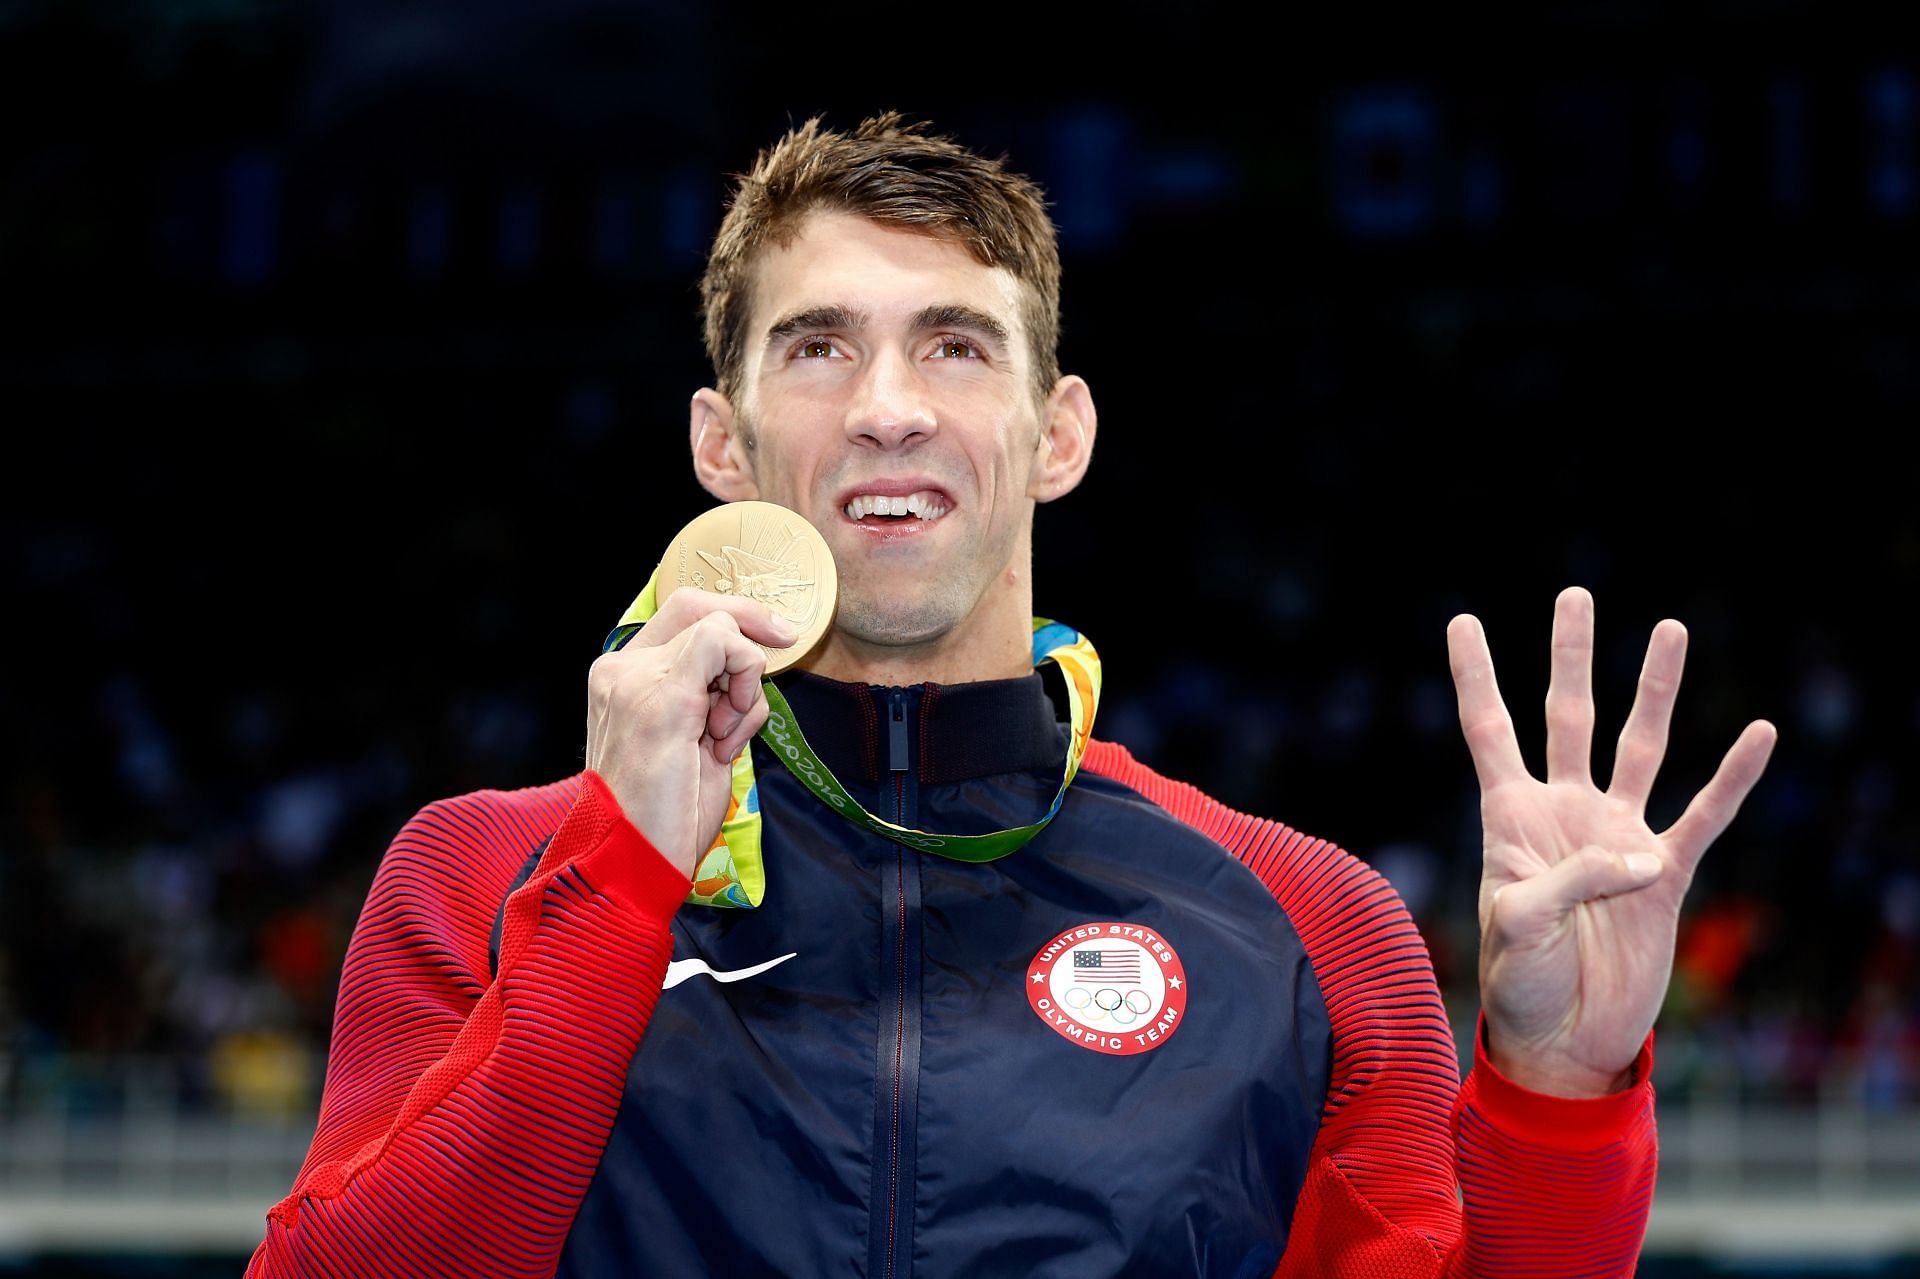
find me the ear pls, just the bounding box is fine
[690,388,760,501]
[1026,374,1097,502]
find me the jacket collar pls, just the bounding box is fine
[770,669,1066,785]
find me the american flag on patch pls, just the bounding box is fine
[1072,949,1142,985]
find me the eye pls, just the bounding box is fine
[794,338,844,360]
[929,337,982,360]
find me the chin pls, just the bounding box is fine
[835,593,972,649]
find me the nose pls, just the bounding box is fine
[844,345,937,449]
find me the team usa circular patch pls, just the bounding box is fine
[1025,922,1188,1056]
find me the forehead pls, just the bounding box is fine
[747,210,1029,345]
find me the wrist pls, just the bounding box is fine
[1465,1014,1656,1152]
[581,768,698,884]
[1481,1021,1638,1099]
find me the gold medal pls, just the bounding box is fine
[654,501,838,674]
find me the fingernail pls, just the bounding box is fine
[771,618,798,644]
[1625,853,1662,879]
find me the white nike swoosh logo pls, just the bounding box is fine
[662,952,798,990]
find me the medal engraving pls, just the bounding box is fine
[656,501,838,674]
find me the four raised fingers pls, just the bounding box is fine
[1456,600,1766,833]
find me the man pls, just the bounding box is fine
[249,114,1776,1276]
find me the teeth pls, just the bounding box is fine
[843,490,949,522]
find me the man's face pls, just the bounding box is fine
[716,210,1054,651]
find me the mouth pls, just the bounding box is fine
[839,487,951,525]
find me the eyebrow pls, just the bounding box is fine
[910,305,1011,350]
[762,303,1013,351]
[765,305,867,345]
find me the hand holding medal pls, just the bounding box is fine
[586,502,837,880]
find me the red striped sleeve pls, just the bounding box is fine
[1082,739,1656,1278]
[246,769,692,1279]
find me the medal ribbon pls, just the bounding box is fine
[603,571,1101,908]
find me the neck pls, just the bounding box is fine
[804,630,1028,686]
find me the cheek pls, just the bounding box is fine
[986,430,1043,491]
[765,451,840,518]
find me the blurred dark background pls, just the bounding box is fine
[2,1,1916,1273]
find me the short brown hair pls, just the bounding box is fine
[700,112,1062,406]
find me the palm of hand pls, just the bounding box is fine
[1449,589,1776,1098]
[1478,781,1685,1086]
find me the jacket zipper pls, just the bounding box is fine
[880,690,919,1279]
[886,847,906,1279]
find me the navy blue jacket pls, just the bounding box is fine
[494,671,1331,1277]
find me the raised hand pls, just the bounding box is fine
[1447,587,1777,1098]
[586,589,795,879]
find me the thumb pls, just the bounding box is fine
[1490,848,1664,941]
